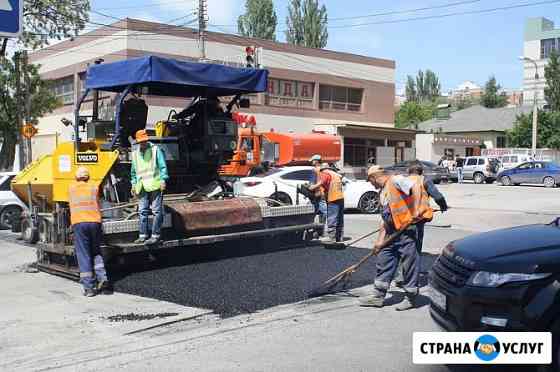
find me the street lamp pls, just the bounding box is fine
[519,56,539,158]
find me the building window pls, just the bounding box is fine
[344,137,366,167]
[541,38,559,59]
[265,78,314,109]
[52,76,74,105]
[497,136,506,148]
[319,85,363,112]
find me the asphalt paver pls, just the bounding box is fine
[112,239,437,318]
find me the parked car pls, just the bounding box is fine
[498,161,560,188]
[383,160,450,184]
[461,156,500,184]
[498,154,531,171]
[237,166,380,213]
[429,221,560,371]
[0,172,27,230]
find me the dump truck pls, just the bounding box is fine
[12,55,320,278]
[219,113,341,179]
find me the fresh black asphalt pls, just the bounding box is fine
[112,238,436,318]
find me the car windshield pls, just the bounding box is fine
[254,168,283,178]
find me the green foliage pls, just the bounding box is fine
[506,111,560,149]
[0,55,59,170]
[544,49,560,112]
[405,70,441,103]
[237,0,278,41]
[395,101,435,129]
[480,76,508,108]
[286,0,328,48]
[21,0,90,49]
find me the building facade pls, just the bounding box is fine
[29,18,414,176]
[523,17,560,107]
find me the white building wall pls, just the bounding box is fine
[415,134,435,162]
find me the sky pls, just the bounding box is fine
[86,0,560,94]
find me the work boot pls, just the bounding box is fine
[97,281,113,295]
[359,294,385,307]
[83,288,97,297]
[319,235,335,244]
[145,236,160,245]
[134,237,146,244]
[395,294,418,311]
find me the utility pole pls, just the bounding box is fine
[520,56,539,158]
[14,51,25,171]
[22,50,32,166]
[198,0,208,61]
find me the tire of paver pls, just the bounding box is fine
[500,176,512,186]
[543,176,556,188]
[473,172,485,184]
[21,217,39,244]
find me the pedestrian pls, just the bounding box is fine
[407,161,448,253]
[358,166,430,311]
[455,154,464,183]
[309,154,327,226]
[68,167,111,297]
[131,129,169,245]
[309,163,344,243]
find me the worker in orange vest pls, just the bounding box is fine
[359,165,430,310]
[309,154,327,224]
[309,162,344,243]
[68,167,111,297]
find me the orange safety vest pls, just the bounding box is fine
[408,175,434,222]
[68,182,102,225]
[323,169,343,202]
[385,177,415,230]
[314,167,325,198]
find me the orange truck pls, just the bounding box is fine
[219,113,341,178]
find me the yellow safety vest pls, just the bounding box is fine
[133,145,162,194]
[68,182,102,225]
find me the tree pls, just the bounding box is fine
[480,75,508,108]
[237,0,277,41]
[544,49,560,112]
[406,69,441,103]
[286,0,328,49]
[0,55,59,170]
[21,0,90,49]
[507,111,560,149]
[395,101,435,129]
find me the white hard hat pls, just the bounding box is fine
[310,154,322,162]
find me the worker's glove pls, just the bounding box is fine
[373,243,383,255]
[436,199,448,212]
[160,181,166,191]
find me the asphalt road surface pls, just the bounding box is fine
[1,183,558,372]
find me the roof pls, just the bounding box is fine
[85,55,268,97]
[418,105,532,134]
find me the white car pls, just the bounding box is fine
[0,172,27,230]
[237,166,380,213]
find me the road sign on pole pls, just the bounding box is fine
[0,0,23,38]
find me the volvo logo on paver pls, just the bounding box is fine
[76,153,99,163]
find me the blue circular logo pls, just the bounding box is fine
[474,334,501,361]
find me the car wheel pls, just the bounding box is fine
[544,176,556,188]
[500,176,512,186]
[358,191,380,214]
[0,205,22,230]
[269,192,292,206]
[21,217,39,244]
[473,172,485,184]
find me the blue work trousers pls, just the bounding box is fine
[374,228,419,296]
[416,222,425,253]
[314,198,327,224]
[73,222,107,290]
[139,190,164,239]
[327,199,344,242]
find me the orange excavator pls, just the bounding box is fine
[219,113,341,178]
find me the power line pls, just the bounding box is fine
[326,0,560,29]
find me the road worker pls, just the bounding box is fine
[309,162,344,243]
[68,167,111,297]
[131,129,169,245]
[309,154,327,225]
[358,165,430,311]
[407,161,448,253]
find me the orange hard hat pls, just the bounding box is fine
[135,129,149,143]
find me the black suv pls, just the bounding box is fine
[429,222,560,371]
[383,160,449,184]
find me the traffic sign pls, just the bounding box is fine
[0,0,23,38]
[21,123,38,139]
